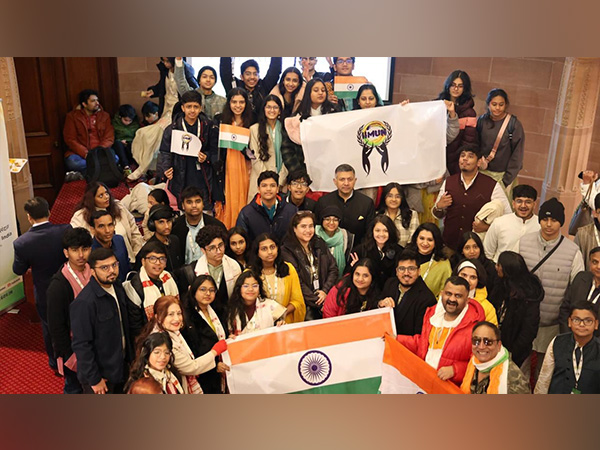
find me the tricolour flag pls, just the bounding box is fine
[379,334,463,394]
[218,124,250,151]
[334,76,368,99]
[222,308,396,394]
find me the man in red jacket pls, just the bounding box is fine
[63,89,116,178]
[397,276,485,385]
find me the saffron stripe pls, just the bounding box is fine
[219,124,251,136]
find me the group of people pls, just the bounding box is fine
[12,57,600,395]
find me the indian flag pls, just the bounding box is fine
[379,334,463,394]
[334,76,368,99]
[222,308,396,394]
[218,124,250,151]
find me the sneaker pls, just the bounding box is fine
[64,171,82,182]
[123,167,132,177]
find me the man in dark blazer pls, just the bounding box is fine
[70,248,134,394]
[559,246,600,336]
[378,249,437,335]
[12,197,71,371]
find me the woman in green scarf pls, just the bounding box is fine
[315,205,355,278]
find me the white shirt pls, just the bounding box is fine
[484,213,541,262]
[581,181,599,208]
[31,220,50,227]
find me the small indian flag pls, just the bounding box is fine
[218,124,250,151]
[379,334,463,394]
[334,76,368,99]
[222,308,396,394]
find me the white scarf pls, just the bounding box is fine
[425,301,470,369]
[145,364,184,394]
[233,298,286,336]
[139,267,179,320]
[198,305,226,340]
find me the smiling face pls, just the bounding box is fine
[358,88,377,109]
[322,216,340,234]
[258,177,278,203]
[162,303,183,332]
[94,185,110,209]
[294,217,315,244]
[241,276,260,305]
[441,282,469,318]
[288,178,309,203]
[353,266,373,293]
[458,266,479,292]
[335,57,354,76]
[333,170,356,196]
[264,100,280,121]
[384,187,402,210]
[181,101,202,123]
[229,233,247,257]
[471,325,501,364]
[142,251,167,279]
[513,196,535,220]
[283,72,300,94]
[241,66,259,89]
[396,259,420,288]
[195,279,217,310]
[199,70,216,91]
[373,222,389,248]
[416,230,435,255]
[148,343,171,371]
[229,94,246,117]
[462,239,480,260]
[459,150,478,173]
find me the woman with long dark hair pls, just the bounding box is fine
[248,95,287,201]
[451,231,499,297]
[226,270,287,336]
[492,251,544,367]
[353,83,383,110]
[181,275,229,393]
[437,70,478,175]
[249,233,306,323]
[125,332,183,394]
[378,182,419,247]
[349,215,403,291]
[225,226,250,270]
[70,181,144,262]
[477,88,525,190]
[406,223,452,297]
[281,211,339,320]
[323,258,380,318]
[213,87,254,228]
[270,67,304,118]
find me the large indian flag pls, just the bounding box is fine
[379,334,463,394]
[222,308,396,394]
[218,124,250,151]
[334,76,368,99]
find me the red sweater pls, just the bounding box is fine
[63,107,114,158]
[397,299,484,385]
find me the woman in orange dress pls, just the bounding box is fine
[213,88,254,228]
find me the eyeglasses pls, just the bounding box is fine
[198,287,217,295]
[145,256,167,264]
[323,217,340,223]
[242,284,260,290]
[514,199,534,206]
[265,105,280,111]
[471,337,498,347]
[571,317,595,326]
[386,194,402,200]
[290,181,308,187]
[95,261,119,272]
[151,349,172,357]
[397,266,418,273]
[336,58,353,65]
[206,242,225,253]
[450,83,464,90]
[300,57,316,61]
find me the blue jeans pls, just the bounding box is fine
[64,149,119,173]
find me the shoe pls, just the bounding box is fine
[64,171,78,182]
[123,167,132,177]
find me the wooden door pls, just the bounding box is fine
[14,57,119,206]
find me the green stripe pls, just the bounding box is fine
[219,140,247,151]
[334,91,359,99]
[291,377,381,394]
[0,282,24,313]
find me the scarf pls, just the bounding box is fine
[197,305,226,340]
[460,346,510,394]
[61,262,92,297]
[138,267,179,321]
[268,121,283,173]
[315,225,345,276]
[165,329,203,394]
[233,298,286,336]
[145,364,184,394]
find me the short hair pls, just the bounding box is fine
[118,104,136,120]
[88,247,115,268]
[24,197,50,220]
[570,301,598,319]
[333,57,356,64]
[179,186,205,204]
[148,188,169,205]
[180,90,203,106]
[62,227,92,249]
[78,89,98,106]
[240,59,259,74]
[197,66,217,83]
[286,169,312,186]
[459,143,481,159]
[196,225,227,249]
[589,246,600,259]
[127,377,163,394]
[89,210,113,228]
[335,164,355,175]
[141,101,159,117]
[512,185,538,201]
[444,275,470,293]
[472,321,501,340]
[138,241,168,259]
[396,248,419,265]
[257,170,279,187]
[595,193,600,211]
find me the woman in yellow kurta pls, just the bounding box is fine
[250,233,306,323]
[214,88,252,228]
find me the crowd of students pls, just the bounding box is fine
[12,57,600,395]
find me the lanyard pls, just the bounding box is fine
[263,272,279,301]
[573,346,584,389]
[587,283,600,304]
[66,263,85,290]
[181,118,201,138]
[422,258,435,281]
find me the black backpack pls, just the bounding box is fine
[85,146,124,188]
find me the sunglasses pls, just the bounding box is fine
[471,337,498,347]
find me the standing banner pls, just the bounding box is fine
[379,334,463,394]
[222,308,396,394]
[300,100,447,191]
[0,100,24,313]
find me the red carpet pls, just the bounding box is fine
[0,302,63,394]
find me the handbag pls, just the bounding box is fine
[478,114,511,171]
[568,183,594,236]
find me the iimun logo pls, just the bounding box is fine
[356,120,393,175]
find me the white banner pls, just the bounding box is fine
[300,100,447,191]
[170,129,203,157]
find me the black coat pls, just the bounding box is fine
[314,191,375,245]
[381,276,437,336]
[495,276,544,367]
[181,303,222,394]
[351,242,404,291]
[70,277,134,386]
[236,195,297,243]
[149,60,198,117]
[281,236,339,320]
[171,213,227,264]
[558,271,600,337]
[133,234,183,274]
[46,270,76,360]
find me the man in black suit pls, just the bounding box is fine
[171,186,226,265]
[559,246,600,336]
[377,249,437,335]
[12,197,71,372]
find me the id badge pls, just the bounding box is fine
[313,279,319,290]
[571,388,581,394]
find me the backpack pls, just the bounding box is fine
[85,146,124,188]
[476,114,518,153]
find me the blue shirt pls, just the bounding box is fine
[92,235,131,282]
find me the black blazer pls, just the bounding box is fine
[12,222,70,306]
[351,242,404,291]
[171,214,226,264]
[559,271,599,336]
[381,276,437,336]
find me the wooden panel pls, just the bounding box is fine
[13,58,48,136]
